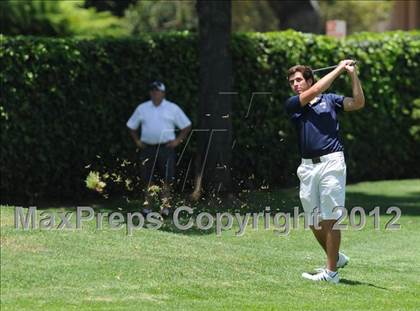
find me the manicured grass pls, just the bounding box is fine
[1,179,420,310]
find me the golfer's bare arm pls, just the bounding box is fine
[343,71,365,112]
[299,60,354,106]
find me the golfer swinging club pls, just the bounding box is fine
[285,59,365,283]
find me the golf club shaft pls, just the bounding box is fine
[312,61,357,73]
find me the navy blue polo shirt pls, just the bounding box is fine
[285,93,345,158]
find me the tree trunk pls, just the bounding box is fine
[193,0,232,199]
[390,0,420,30]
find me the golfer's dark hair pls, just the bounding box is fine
[287,65,316,85]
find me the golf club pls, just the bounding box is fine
[312,60,357,73]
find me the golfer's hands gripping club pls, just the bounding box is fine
[338,59,357,74]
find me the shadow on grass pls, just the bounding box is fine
[84,204,218,236]
[159,218,216,236]
[5,181,419,239]
[340,278,388,290]
[343,191,420,216]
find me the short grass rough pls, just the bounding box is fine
[1,179,420,310]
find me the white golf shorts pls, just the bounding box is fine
[297,151,346,225]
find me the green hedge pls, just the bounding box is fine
[1,31,419,200]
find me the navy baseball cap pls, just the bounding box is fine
[149,81,166,92]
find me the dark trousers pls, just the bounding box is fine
[140,144,176,186]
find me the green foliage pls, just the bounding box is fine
[85,171,106,193]
[0,0,126,37]
[85,0,137,17]
[123,0,197,34]
[123,0,279,34]
[0,0,395,38]
[318,0,393,34]
[232,0,278,32]
[1,31,419,199]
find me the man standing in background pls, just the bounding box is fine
[127,81,192,216]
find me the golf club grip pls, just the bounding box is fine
[312,60,357,73]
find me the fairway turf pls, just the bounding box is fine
[1,180,420,310]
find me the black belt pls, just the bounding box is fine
[303,151,344,164]
[302,156,321,164]
[311,157,321,164]
[143,142,170,147]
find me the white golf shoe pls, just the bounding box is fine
[336,252,349,269]
[302,268,339,284]
[315,252,350,272]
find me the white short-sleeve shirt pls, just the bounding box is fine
[126,99,191,144]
